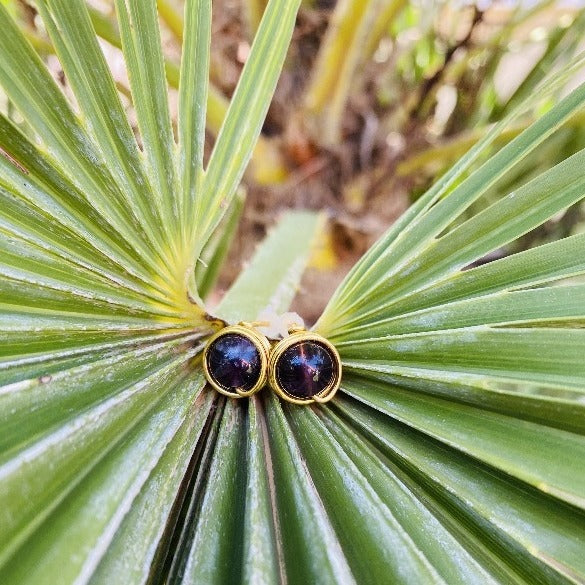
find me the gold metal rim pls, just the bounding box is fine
[203,324,271,398]
[268,331,342,405]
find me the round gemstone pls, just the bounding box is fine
[206,333,262,392]
[275,340,335,399]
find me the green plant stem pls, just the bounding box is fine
[195,188,245,300]
[495,12,585,120]
[242,0,267,39]
[396,109,585,178]
[304,0,406,146]
[214,210,324,322]
[156,0,184,41]
[468,0,557,124]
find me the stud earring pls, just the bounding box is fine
[268,326,342,405]
[203,323,270,398]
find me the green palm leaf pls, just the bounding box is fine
[1,1,584,584]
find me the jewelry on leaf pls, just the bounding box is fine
[268,325,342,405]
[203,318,342,405]
[203,323,271,398]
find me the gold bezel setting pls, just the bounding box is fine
[203,324,271,398]
[268,330,342,405]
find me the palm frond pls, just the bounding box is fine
[1,1,584,584]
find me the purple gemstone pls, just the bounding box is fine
[206,334,262,392]
[275,341,335,399]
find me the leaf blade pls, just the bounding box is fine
[194,0,301,257]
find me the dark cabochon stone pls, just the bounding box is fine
[276,340,335,399]
[206,334,262,392]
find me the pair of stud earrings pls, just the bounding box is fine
[202,323,342,404]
